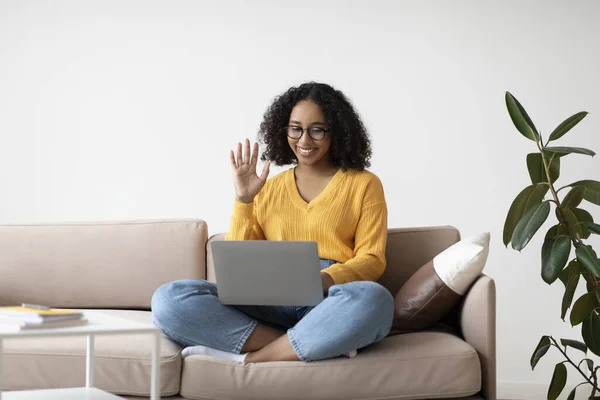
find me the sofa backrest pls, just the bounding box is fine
[0,220,208,309]
[379,226,461,293]
[0,220,460,310]
[206,226,461,294]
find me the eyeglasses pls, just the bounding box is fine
[284,125,330,141]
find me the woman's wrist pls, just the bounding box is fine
[320,271,335,292]
[235,196,254,204]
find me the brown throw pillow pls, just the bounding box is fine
[390,232,490,334]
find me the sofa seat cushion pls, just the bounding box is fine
[1,310,182,397]
[180,330,481,400]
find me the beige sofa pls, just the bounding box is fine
[0,220,495,400]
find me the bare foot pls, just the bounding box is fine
[244,333,300,363]
[241,324,284,353]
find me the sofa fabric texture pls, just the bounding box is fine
[180,330,481,400]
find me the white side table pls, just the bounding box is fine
[0,311,161,400]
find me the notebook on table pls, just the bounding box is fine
[0,305,87,332]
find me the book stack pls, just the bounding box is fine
[0,305,87,333]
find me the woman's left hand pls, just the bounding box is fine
[320,272,335,293]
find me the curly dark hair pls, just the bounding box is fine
[258,82,372,170]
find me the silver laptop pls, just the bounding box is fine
[211,241,324,306]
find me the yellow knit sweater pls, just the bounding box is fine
[225,168,388,284]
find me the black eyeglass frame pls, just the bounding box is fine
[284,125,331,141]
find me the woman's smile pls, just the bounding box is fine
[297,146,318,157]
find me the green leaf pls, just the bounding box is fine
[545,146,596,157]
[541,235,571,284]
[573,208,594,223]
[570,180,600,206]
[531,335,551,369]
[548,111,589,142]
[582,310,600,357]
[584,358,594,372]
[560,338,587,353]
[561,275,579,320]
[557,207,592,240]
[547,362,567,400]
[566,386,576,400]
[503,184,549,246]
[586,222,600,234]
[576,245,600,277]
[572,209,593,239]
[574,223,591,240]
[557,207,577,225]
[505,92,539,142]
[546,224,570,240]
[588,279,595,293]
[527,153,560,184]
[511,201,551,251]
[559,259,582,287]
[570,293,599,326]
[562,186,585,209]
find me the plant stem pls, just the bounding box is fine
[537,141,600,303]
[536,141,581,249]
[550,338,599,390]
[592,367,598,398]
[583,270,600,306]
[547,153,556,170]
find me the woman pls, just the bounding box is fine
[152,82,394,363]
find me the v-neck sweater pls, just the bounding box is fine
[225,168,388,284]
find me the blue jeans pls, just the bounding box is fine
[151,259,394,362]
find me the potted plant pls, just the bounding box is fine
[504,91,600,399]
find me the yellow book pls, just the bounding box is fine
[0,306,83,323]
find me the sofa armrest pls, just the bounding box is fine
[459,274,496,400]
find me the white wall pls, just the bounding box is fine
[1,0,599,397]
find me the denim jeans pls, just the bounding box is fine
[151,259,394,362]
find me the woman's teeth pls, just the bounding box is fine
[298,147,316,155]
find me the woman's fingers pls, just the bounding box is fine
[232,140,259,172]
[236,142,243,166]
[244,139,251,165]
[259,161,271,181]
[229,150,237,170]
[250,142,259,166]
